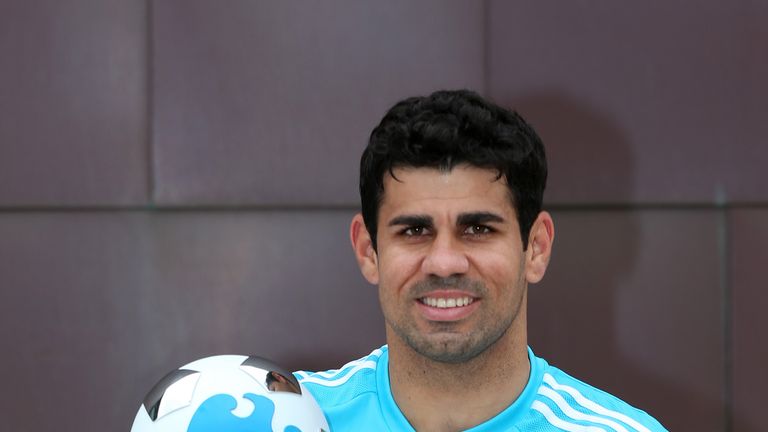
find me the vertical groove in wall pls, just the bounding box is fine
[145,0,156,207]
[719,206,732,432]
[481,0,490,97]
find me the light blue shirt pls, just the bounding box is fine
[296,345,667,431]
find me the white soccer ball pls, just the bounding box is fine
[130,355,329,432]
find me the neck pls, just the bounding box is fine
[387,317,530,432]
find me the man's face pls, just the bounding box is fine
[372,165,529,363]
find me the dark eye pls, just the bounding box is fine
[403,226,428,236]
[465,225,492,236]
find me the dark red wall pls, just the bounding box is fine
[1,1,765,430]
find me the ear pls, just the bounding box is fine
[350,213,379,284]
[525,211,554,284]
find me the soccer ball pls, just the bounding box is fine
[130,355,329,432]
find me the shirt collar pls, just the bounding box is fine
[375,345,544,431]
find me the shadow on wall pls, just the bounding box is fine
[499,91,725,431]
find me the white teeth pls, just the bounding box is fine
[421,297,473,308]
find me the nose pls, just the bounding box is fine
[421,234,469,277]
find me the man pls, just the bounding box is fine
[295,90,666,431]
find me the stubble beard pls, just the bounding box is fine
[384,276,521,364]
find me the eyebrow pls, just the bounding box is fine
[388,214,433,227]
[456,212,506,226]
[387,212,505,227]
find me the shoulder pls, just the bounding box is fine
[528,358,667,432]
[294,346,385,410]
[294,347,392,431]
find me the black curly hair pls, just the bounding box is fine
[360,89,547,251]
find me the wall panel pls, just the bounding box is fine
[530,209,725,431]
[730,209,768,432]
[488,0,768,204]
[0,0,148,206]
[152,0,485,206]
[0,210,380,429]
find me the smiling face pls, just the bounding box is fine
[352,165,552,364]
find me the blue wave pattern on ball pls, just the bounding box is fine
[187,393,302,432]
